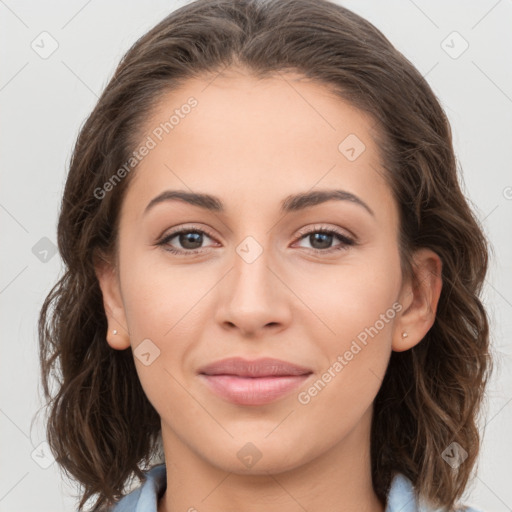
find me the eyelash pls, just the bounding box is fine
[156,224,356,256]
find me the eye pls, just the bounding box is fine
[293,225,355,253]
[156,224,356,256]
[156,225,218,255]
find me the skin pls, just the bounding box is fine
[96,67,442,512]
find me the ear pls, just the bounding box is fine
[392,248,443,352]
[94,252,130,350]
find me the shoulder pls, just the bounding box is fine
[385,473,484,512]
[109,463,167,512]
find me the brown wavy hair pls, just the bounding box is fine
[38,0,492,510]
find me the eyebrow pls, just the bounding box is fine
[144,189,375,217]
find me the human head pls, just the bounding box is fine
[38,1,491,510]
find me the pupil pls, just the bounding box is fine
[311,233,332,249]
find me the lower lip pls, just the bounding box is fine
[199,374,312,405]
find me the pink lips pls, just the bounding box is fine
[198,357,313,405]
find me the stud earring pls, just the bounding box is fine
[113,330,118,335]
[401,331,408,338]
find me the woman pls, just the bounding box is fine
[38,0,491,510]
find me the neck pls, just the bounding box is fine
[157,406,385,512]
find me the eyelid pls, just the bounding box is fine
[294,223,355,242]
[158,223,217,242]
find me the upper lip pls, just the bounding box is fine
[198,357,313,377]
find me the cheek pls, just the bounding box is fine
[295,342,390,454]
[294,249,402,345]
[295,259,401,423]
[119,245,210,338]
[118,255,204,414]
[293,248,401,409]
[118,253,216,411]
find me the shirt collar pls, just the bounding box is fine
[111,464,476,512]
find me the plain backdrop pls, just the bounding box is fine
[1,1,511,511]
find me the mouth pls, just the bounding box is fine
[198,357,313,405]
[198,356,313,377]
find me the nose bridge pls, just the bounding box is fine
[232,234,275,307]
[217,232,290,334]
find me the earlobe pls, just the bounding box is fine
[94,254,131,350]
[392,248,443,352]
[106,323,130,350]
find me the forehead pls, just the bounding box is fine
[122,69,394,222]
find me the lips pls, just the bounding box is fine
[198,357,313,378]
[198,357,313,405]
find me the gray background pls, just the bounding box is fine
[1,0,511,510]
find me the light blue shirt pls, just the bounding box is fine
[110,463,483,511]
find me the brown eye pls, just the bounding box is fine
[295,227,355,253]
[157,227,218,255]
[307,232,334,250]
[175,231,204,250]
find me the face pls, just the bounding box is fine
[98,68,438,476]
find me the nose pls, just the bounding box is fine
[215,241,292,338]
